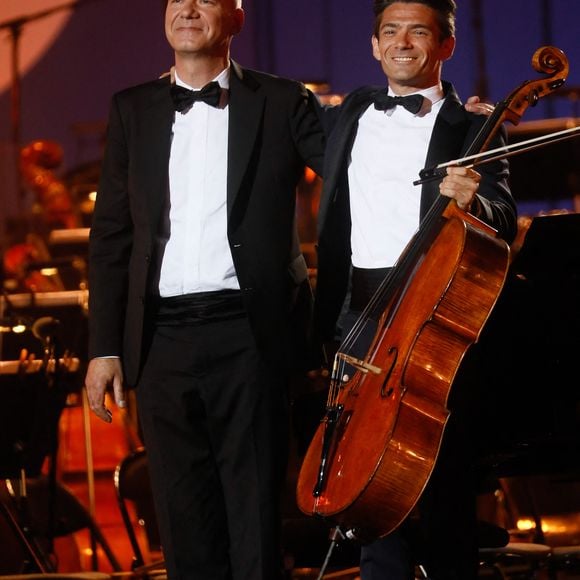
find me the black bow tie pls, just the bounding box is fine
[170,81,222,112]
[373,92,424,114]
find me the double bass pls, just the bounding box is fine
[296,46,569,540]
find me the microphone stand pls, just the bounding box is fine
[29,319,62,559]
[0,316,63,572]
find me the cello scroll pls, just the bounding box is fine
[503,45,569,123]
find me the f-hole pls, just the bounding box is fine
[380,347,398,398]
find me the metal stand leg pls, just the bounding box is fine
[316,526,346,580]
[1,478,54,572]
[81,387,98,569]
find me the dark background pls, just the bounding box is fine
[0,0,579,227]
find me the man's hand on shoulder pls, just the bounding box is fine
[465,95,494,117]
[85,357,125,423]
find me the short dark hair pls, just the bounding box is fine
[373,0,456,40]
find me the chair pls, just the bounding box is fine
[478,542,552,579]
[549,545,580,578]
[113,448,162,570]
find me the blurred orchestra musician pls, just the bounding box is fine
[2,139,84,294]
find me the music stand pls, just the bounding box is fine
[46,228,90,290]
[0,357,78,572]
[0,290,89,361]
[0,368,61,479]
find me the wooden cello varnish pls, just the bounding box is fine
[297,203,509,538]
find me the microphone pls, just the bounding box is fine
[31,316,61,342]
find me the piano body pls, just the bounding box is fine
[473,212,580,547]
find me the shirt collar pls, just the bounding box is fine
[173,66,230,91]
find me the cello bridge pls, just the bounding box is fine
[338,353,383,375]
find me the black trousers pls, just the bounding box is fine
[136,312,289,580]
[359,417,479,580]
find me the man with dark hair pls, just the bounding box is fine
[313,1,517,578]
[85,1,324,578]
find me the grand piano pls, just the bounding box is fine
[475,212,580,471]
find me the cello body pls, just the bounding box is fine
[296,203,510,538]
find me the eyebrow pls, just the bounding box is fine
[381,22,432,32]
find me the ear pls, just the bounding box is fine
[440,36,456,61]
[232,8,245,35]
[372,35,381,62]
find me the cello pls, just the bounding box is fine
[296,46,569,541]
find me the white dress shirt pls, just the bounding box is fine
[159,67,240,297]
[348,84,445,268]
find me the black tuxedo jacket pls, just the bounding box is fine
[88,61,325,386]
[313,82,518,343]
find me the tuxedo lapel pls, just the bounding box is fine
[420,85,472,218]
[227,61,264,220]
[140,80,175,236]
[319,89,375,230]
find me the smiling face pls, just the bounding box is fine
[371,2,455,95]
[165,0,244,60]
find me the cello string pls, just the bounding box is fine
[339,194,448,354]
[462,99,507,158]
[336,195,450,369]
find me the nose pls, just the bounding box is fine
[179,0,199,17]
[394,30,412,48]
